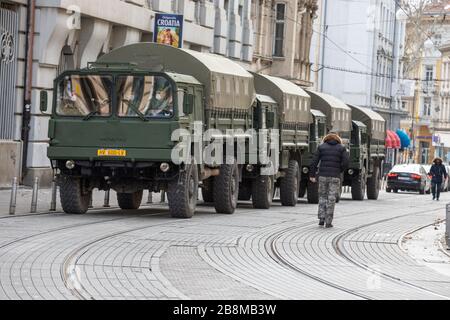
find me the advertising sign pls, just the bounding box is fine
[153,13,183,48]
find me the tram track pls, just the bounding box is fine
[264,204,450,300]
[0,191,448,300]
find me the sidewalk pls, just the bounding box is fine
[0,186,165,217]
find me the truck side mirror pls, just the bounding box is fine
[267,111,275,128]
[40,91,48,113]
[183,93,194,115]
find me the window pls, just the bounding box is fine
[116,75,174,118]
[56,75,113,117]
[273,3,285,57]
[425,65,434,82]
[224,0,229,18]
[423,97,431,117]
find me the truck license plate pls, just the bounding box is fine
[97,149,127,157]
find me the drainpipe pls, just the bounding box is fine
[21,0,36,182]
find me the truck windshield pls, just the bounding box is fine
[56,75,113,117]
[116,75,174,118]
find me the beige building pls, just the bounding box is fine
[401,2,450,164]
[251,0,318,87]
[0,0,318,187]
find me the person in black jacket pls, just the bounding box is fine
[310,133,350,228]
[428,158,448,201]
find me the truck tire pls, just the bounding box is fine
[214,160,239,214]
[238,183,252,201]
[299,181,307,198]
[168,163,199,219]
[307,180,319,204]
[367,166,381,200]
[252,175,274,209]
[351,170,366,201]
[117,191,143,210]
[280,160,300,207]
[60,177,91,215]
[201,177,214,203]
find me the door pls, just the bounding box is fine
[0,7,18,140]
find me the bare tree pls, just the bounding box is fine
[402,0,447,77]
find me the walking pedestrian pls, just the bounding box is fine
[310,133,349,228]
[428,157,448,201]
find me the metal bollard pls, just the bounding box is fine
[9,177,18,215]
[89,195,93,209]
[30,177,39,213]
[160,191,166,203]
[50,180,57,212]
[446,204,450,249]
[147,191,153,204]
[103,190,111,208]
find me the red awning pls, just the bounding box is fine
[386,130,401,149]
[385,131,394,148]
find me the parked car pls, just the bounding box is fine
[386,164,431,194]
[423,164,449,193]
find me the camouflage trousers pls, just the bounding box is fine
[318,176,341,223]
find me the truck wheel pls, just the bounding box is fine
[201,177,214,203]
[238,183,252,201]
[252,175,274,209]
[367,166,381,200]
[168,163,199,219]
[214,160,239,214]
[280,160,300,207]
[60,177,92,215]
[299,181,307,198]
[307,180,319,204]
[117,191,143,210]
[351,170,366,201]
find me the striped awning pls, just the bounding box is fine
[386,130,401,149]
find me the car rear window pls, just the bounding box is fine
[392,165,421,174]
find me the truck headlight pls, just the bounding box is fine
[303,167,310,174]
[246,165,255,172]
[348,169,354,175]
[160,163,171,173]
[66,160,75,170]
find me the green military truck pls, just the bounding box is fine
[298,109,327,199]
[251,73,312,207]
[41,43,259,218]
[345,104,386,201]
[302,90,353,204]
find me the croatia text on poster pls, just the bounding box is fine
[153,14,183,48]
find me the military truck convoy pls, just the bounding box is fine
[40,43,386,219]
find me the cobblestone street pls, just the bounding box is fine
[0,190,449,300]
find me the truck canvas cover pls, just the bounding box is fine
[252,73,311,125]
[348,104,386,142]
[305,90,352,133]
[97,43,256,111]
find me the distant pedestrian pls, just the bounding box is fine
[428,158,448,201]
[310,133,349,228]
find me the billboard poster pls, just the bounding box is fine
[153,13,183,48]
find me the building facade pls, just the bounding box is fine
[400,2,450,164]
[311,0,407,131]
[0,0,317,186]
[251,0,318,86]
